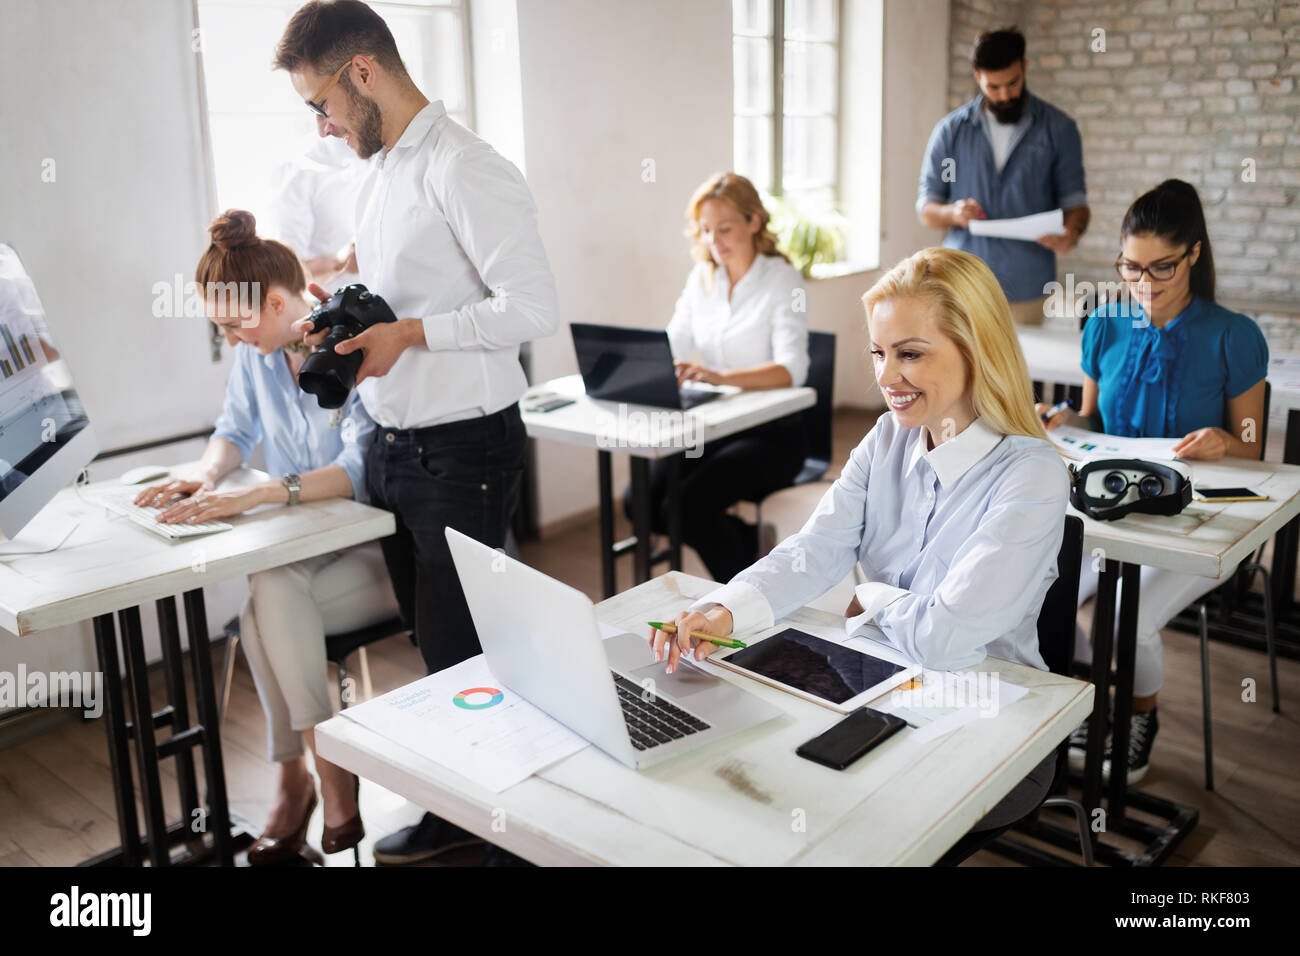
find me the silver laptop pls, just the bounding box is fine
[446,528,783,770]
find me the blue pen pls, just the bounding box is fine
[1041,399,1071,423]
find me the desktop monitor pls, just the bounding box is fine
[0,243,98,538]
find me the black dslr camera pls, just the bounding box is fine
[298,284,398,409]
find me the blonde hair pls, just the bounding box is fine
[684,172,789,272]
[862,248,1046,440]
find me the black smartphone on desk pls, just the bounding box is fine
[796,707,908,770]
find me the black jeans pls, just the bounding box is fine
[366,404,526,675]
[624,414,806,583]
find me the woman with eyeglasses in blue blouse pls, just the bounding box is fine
[1037,179,1268,783]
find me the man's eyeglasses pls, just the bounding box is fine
[1115,246,1193,282]
[306,56,368,117]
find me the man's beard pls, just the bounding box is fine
[344,84,386,159]
[985,90,1027,124]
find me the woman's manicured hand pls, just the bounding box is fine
[845,593,864,618]
[1172,427,1229,461]
[134,478,212,509]
[675,360,724,386]
[648,606,734,674]
[156,485,272,524]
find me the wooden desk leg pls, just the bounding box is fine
[156,596,203,855]
[598,450,616,599]
[91,613,140,867]
[1082,558,1118,842]
[666,453,683,571]
[1107,562,1141,822]
[118,605,170,867]
[629,456,652,584]
[182,588,235,867]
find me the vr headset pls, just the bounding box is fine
[1068,457,1192,521]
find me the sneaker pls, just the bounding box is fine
[1067,702,1113,773]
[372,812,484,865]
[1103,707,1158,785]
[1067,717,1092,773]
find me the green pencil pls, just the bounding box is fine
[647,621,747,649]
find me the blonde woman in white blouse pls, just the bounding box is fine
[627,172,810,582]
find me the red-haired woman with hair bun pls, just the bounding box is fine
[134,210,398,864]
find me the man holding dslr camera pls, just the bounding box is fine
[276,0,558,863]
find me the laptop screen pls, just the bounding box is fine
[570,323,682,409]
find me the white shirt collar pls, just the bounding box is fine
[382,100,447,160]
[906,416,1005,488]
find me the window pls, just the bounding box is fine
[733,0,840,213]
[194,0,471,232]
[733,0,881,274]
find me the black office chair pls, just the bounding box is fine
[934,515,1094,866]
[743,330,836,535]
[1183,379,1280,791]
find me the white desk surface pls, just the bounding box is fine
[316,571,1094,867]
[0,467,394,637]
[1072,456,1300,577]
[520,374,816,459]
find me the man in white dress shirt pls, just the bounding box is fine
[275,0,558,863]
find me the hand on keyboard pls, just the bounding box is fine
[134,478,212,509]
[155,486,270,524]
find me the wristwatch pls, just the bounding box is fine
[281,473,301,506]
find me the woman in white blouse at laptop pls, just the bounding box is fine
[629,172,810,582]
[651,247,1070,839]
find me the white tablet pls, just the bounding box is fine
[711,627,920,714]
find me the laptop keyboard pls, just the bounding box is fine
[611,671,711,751]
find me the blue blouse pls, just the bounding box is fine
[1080,296,1268,439]
[211,343,376,501]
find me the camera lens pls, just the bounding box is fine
[1138,474,1164,498]
[1103,472,1128,495]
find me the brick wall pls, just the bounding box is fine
[943,0,1300,315]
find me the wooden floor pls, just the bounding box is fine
[1,408,1297,866]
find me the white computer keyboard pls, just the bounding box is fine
[91,491,234,539]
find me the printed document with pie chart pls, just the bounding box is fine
[338,656,588,792]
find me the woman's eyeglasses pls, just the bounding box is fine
[1115,246,1193,282]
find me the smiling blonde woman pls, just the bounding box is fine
[651,246,1070,838]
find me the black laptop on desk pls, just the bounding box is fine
[570,323,724,410]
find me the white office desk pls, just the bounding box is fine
[1066,454,1300,865]
[316,571,1094,867]
[521,375,815,596]
[0,467,394,866]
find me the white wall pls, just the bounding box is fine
[514,0,734,528]
[0,0,249,697]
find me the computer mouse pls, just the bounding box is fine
[119,466,172,485]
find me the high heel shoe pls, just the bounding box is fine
[321,774,364,854]
[246,790,317,866]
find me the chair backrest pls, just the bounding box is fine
[802,330,836,466]
[1036,515,1084,677]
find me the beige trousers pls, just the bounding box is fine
[238,542,399,762]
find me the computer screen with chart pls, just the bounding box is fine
[0,242,97,538]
